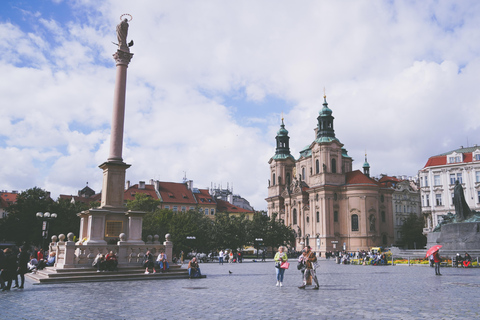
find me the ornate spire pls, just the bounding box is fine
[363,151,370,177]
[273,116,293,159]
[316,93,335,140]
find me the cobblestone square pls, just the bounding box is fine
[2,260,479,320]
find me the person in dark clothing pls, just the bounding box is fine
[16,246,29,289]
[0,249,5,289]
[1,248,18,291]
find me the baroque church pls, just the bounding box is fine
[266,96,394,254]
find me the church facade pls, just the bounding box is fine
[266,97,394,254]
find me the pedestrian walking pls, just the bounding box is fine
[298,246,319,290]
[218,250,224,265]
[274,246,288,287]
[1,248,18,291]
[16,245,29,289]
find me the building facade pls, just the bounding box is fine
[378,176,421,245]
[419,146,480,234]
[266,97,394,254]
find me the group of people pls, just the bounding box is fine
[0,245,55,291]
[217,250,242,265]
[143,250,170,274]
[92,251,119,272]
[455,252,473,268]
[272,245,320,290]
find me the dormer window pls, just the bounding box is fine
[448,152,462,163]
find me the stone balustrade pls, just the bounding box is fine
[48,233,173,269]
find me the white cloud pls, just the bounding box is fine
[2,0,480,210]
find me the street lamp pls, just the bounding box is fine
[255,238,263,259]
[36,212,57,251]
[186,236,196,255]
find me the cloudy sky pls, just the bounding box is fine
[1,0,480,210]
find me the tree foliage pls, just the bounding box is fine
[399,213,427,249]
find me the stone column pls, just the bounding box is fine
[84,209,108,245]
[126,211,145,245]
[108,50,133,162]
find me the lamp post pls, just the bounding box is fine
[186,236,196,255]
[255,238,263,259]
[36,212,57,251]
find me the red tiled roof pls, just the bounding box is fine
[156,182,197,205]
[124,184,158,201]
[423,152,475,168]
[194,189,216,205]
[346,170,379,186]
[0,192,18,208]
[216,199,253,214]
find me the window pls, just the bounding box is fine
[450,174,456,185]
[351,214,359,231]
[316,159,319,174]
[436,194,442,206]
[434,175,441,186]
[456,173,463,184]
[204,208,208,215]
[273,173,276,186]
[476,171,480,183]
[173,206,178,212]
[293,209,297,225]
[331,158,337,173]
[451,193,454,205]
[478,191,480,203]
[181,206,186,212]
[424,177,429,187]
[449,156,462,163]
[211,209,215,215]
[286,172,291,185]
[316,211,320,223]
[165,205,170,209]
[302,167,305,180]
[334,211,338,222]
[476,154,480,161]
[420,177,424,187]
[426,194,430,206]
[381,211,385,223]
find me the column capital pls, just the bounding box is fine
[113,50,134,66]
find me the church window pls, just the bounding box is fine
[316,159,319,174]
[381,211,385,222]
[286,172,291,185]
[316,211,320,223]
[334,211,338,222]
[351,214,359,231]
[293,209,297,225]
[306,216,310,223]
[272,173,276,186]
[302,167,305,180]
[331,158,337,173]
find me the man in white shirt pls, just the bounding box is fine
[218,250,224,265]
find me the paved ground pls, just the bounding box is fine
[1,259,479,320]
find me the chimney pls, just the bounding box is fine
[149,179,154,185]
[139,181,146,189]
[228,194,233,204]
[154,180,160,192]
[126,180,130,189]
[187,180,193,190]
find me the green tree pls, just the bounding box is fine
[126,193,161,212]
[399,214,427,249]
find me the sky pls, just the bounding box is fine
[1,0,480,211]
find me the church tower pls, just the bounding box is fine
[267,118,295,218]
[363,152,370,178]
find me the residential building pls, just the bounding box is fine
[59,185,101,205]
[266,96,394,254]
[378,175,421,245]
[0,191,18,219]
[210,184,254,211]
[419,145,480,234]
[216,199,254,220]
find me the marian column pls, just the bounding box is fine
[80,16,144,245]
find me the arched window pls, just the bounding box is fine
[334,211,338,222]
[293,209,297,225]
[351,214,359,231]
[286,172,291,186]
[316,211,320,223]
[316,159,319,174]
[273,173,276,186]
[331,158,337,173]
[381,211,386,223]
[302,167,305,180]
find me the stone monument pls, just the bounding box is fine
[427,179,480,255]
[78,14,145,245]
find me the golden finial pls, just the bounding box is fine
[323,87,326,99]
[281,111,284,122]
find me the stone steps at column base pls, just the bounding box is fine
[26,266,205,284]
